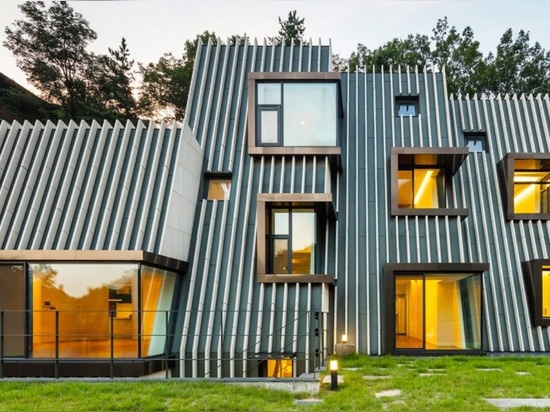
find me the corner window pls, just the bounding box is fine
[500,153,550,220]
[395,96,419,117]
[464,131,488,153]
[385,263,487,354]
[256,193,335,283]
[522,260,550,326]
[206,176,231,200]
[248,72,342,161]
[391,147,469,216]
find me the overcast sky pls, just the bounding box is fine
[2,0,550,94]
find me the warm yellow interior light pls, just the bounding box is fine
[413,170,434,206]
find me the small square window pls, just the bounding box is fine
[395,96,419,117]
[206,177,231,200]
[464,132,487,153]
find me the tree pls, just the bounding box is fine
[89,37,138,122]
[431,17,485,96]
[483,29,550,95]
[275,10,306,46]
[4,1,97,119]
[138,31,218,122]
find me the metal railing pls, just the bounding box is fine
[0,309,329,379]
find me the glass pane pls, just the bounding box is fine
[272,210,289,235]
[141,265,177,356]
[514,171,550,213]
[260,110,279,144]
[466,139,484,152]
[291,210,316,274]
[273,239,289,273]
[543,268,550,318]
[413,168,445,208]
[397,170,413,208]
[283,83,337,146]
[267,358,293,377]
[0,265,25,356]
[258,83,281,105]
[30,263,138,358]
[395,275,423,349]
[207,179,231,200]
[425,273,481,350]
[397,103,416,116]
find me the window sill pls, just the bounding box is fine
[391,208,469,217]
[507,213,550,220]
[257,274,334,284]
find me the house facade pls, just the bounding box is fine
[0,40,549,378]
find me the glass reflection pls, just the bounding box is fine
[141,265,176,356]
[283,83,337,146]
[30,263,138,358]
[0,264,25,356]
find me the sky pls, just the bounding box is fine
[2,0,550,94]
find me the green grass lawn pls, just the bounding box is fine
[2,356,550,410]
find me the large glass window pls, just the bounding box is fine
[256,193,336,283]
[513,159,550,214]
[522,260,550,326]
[27,263,176,359]
[0,264,25,356]
[391,270,483,352]
[256,82,338,147]
[391,148,469,216]
[267,206,316,275]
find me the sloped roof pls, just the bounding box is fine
[0,118,200,261]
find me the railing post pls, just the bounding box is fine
[55,311,59,379]
[0,311,4,379]
[110,310,114,379]
[165,310,169,379]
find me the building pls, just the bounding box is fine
[0,40,549,378]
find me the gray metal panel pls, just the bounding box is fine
[0,119,188,261]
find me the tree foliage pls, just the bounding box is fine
[4,1,97,119]
[274,10,307,46]
[138,31,219,122]
[335,17,550,96]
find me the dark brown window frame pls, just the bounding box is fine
[256,193,335,284]
[247,72,343,169]
[522,259,550,326]
[390,147,469,216]
[499,153,550,220]
[395,95,420,117]
[384,262,489,354]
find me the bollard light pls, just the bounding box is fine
[330,360,338,391]
[341,334,348,344]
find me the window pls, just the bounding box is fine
[256,193,335,283]
[464,131,488,153]
[206,177,231,200]
[248,72,342,162]
[385,263,487,354]
[390,147,469,216]
[522,260,550,326]
[29,263,177,359]
[0,250,183,362]
[395,96,419,117]
[499,153,550,220]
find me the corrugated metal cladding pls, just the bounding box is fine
[0,119,182,254]
[182,38,550,376]
[179,40,335,378]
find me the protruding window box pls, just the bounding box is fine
[499,153,550,220]
[256,193,336,284]
[390,147,469,217]
[248,72,343,170]
[522,259,550,326]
